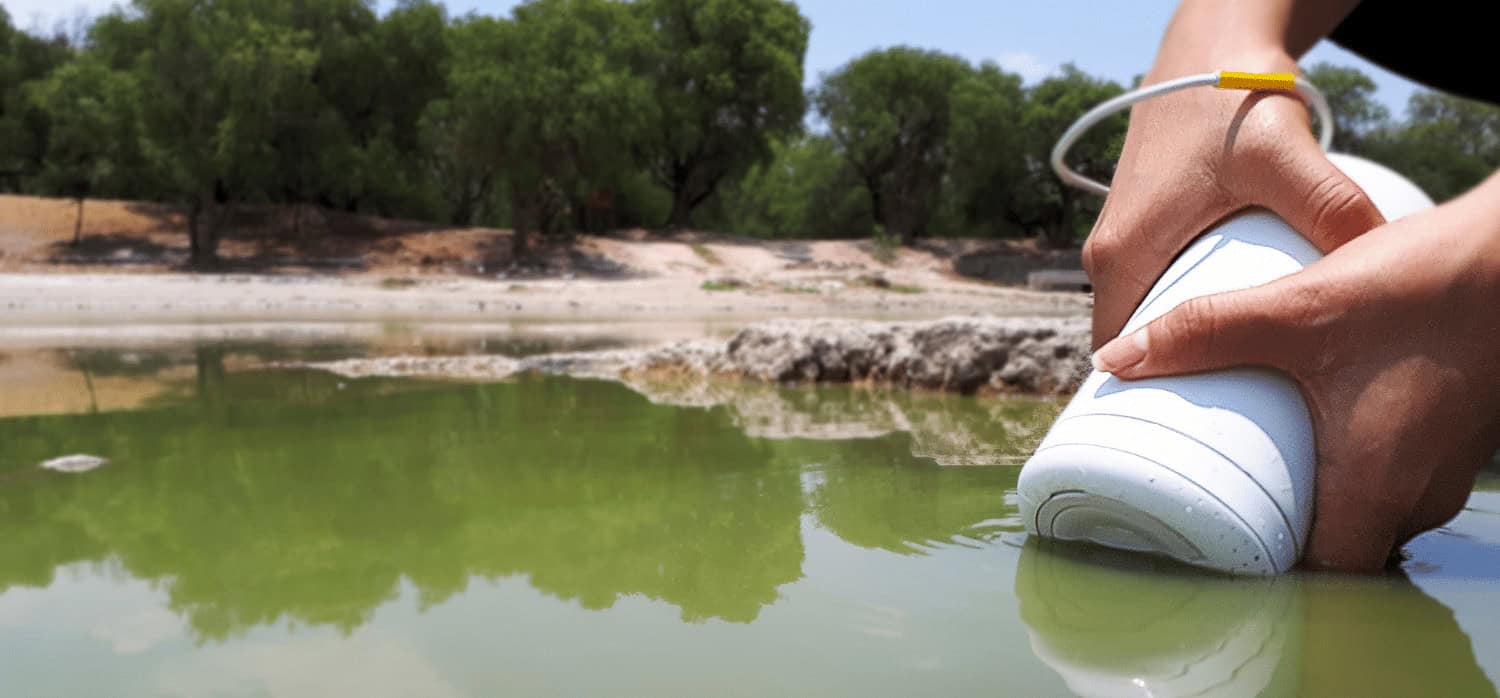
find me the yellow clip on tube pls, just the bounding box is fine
[1216,71,1297,92]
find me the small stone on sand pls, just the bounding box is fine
[40,454,108,473]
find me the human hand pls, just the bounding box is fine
[1090,184,1500,570]
[1084,51,1385,349]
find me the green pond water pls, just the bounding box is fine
[1,340,1498,697]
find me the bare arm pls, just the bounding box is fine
[1095,169,1500,570]
[1083,0,1381,349]
[1088,0,1500,571]
[1149,0,1362,77]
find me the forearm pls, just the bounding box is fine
[1445,171,1500,292]
[1147,0,1364,81]
[1463,169,1500,213]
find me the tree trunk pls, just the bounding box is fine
[667,183,695,229]
[188,199,220,268]
[510,184,532,263]
[865,176,886,228]
[455,173,494,227]
[666,194,690,230]
[81,365,98,414]
[896,188,919,246]
[883,186,916,246]
[72,197,85,246]
[666,170,723,231]
[1043,187,1076,249]
[187,201,201,262]
[194,345,226,404]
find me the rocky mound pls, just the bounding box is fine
[295,316,1092,396]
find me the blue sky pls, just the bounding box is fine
[8,0,1422,113]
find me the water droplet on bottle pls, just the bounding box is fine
[1277,533,1285,541]
[1185,506,1193,514]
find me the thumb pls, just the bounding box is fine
[1260,140,1386,252]
[1091,281,1306,379]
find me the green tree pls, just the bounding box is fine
[814,47,973,244]
[214,15,320,212]
[418,96,500,225]
[638,0,809,229]
[1303,62,1388,153]
[946,63,1028,238]
[713,134,872,238]
[1368,91,1500,203]
[421,15,509,226]
[284,0,448,220]
[117,0,349,264]
[27,60,140,244]
[124,0,243,265]
[359,0,451,220]
[446,0,656,258]
[257,0,373,228]
[1012,65,1125,248]
[0,8,72,191]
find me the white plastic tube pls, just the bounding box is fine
[1050,71,1334,197]
[1017,153,1434,574]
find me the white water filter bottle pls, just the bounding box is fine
[1017,153,1434,574]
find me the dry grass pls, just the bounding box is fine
[378,277,421,290]
[701,278,747,292]
[689,243,722,266]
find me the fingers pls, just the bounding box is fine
[1095,275,1401,574]
[1090,279,1306,378]
[1257,135,1386,252]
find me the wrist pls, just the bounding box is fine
[1145,37,1296,85]
[1145,0,1299,85]
[1435,178,1500,298]
[1454,173,1500,241]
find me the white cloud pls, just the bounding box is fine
[154,632,466,698]
[996,51,1057,84]
[91,606,185,655]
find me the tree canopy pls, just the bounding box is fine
[642,0,809,228]
[814,47,974,245]
[0,5,1495,264]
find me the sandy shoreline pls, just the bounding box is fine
[1,193,1090,329]
[0,271,1089,326]
[0,267,1091,419]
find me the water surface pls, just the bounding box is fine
[0,340,1497,697]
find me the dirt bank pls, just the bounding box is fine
[0,194,1089,323]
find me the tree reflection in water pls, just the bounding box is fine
[5,353,1490,698]
[0,366,1050,639]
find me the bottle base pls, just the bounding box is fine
[1018,414,1303,575]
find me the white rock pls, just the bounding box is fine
[716,316,1091,394]
[40,454,108,473]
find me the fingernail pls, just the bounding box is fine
[1091,328,1149,373]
